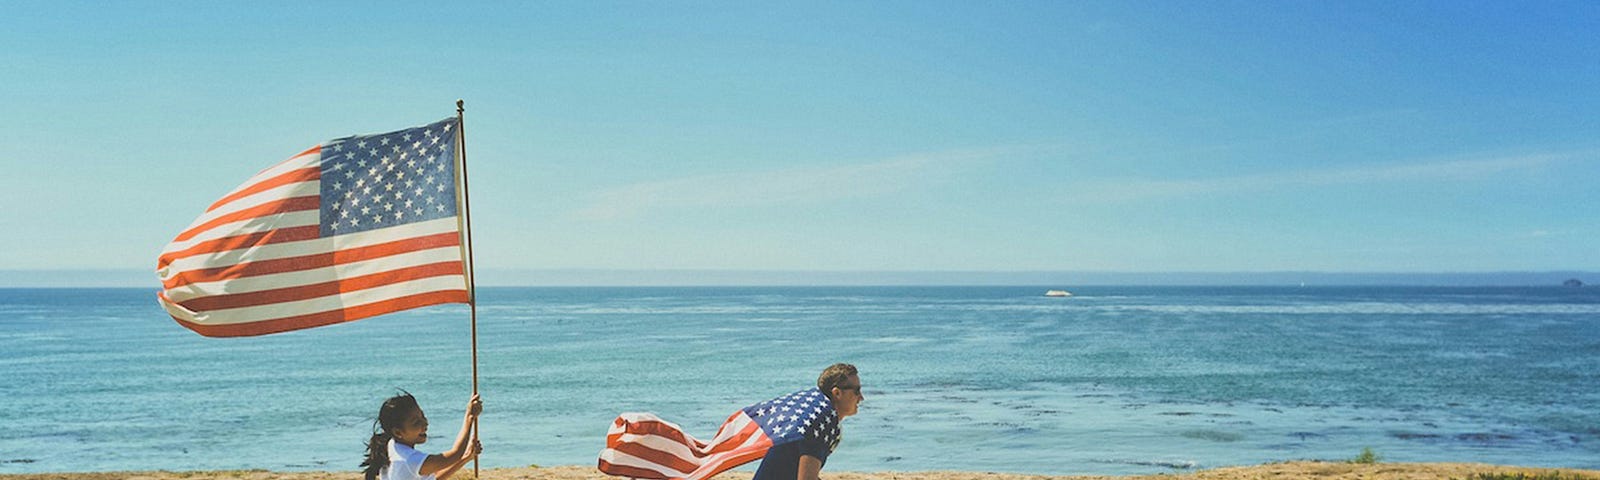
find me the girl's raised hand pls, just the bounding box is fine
[466,393,483,418]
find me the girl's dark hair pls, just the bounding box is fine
[361,390,420,480]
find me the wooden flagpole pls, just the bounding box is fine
[454,99,481,478]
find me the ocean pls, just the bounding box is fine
[1,286,1597,475]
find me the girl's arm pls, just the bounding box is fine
[433,433,482,480]
[420,393,483,477]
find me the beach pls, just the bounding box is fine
[3,463,1599,480]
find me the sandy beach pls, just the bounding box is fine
[3,463,1598,480]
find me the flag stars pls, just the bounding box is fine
[321,120,455,236]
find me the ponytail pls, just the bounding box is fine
[360,390,418,480]
[361,431,392,480]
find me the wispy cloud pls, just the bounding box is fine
[1062,152,1579,204]
[572,147,1032,220]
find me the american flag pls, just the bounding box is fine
[598,388,841,480]
[156,118,470,337]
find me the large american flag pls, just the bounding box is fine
[599,388,841,480]
[156,118,470,337]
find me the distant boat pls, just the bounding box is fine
[1044,290,1073,297]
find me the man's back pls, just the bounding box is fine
[750,437,830,480]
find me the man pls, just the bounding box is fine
[751,363,864,480]
[596,363,865,480]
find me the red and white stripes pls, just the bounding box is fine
[156,141,468,337]
[599,411,776,480]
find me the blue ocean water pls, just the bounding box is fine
[1,286,1597,475]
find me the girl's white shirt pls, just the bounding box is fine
[382,438,436,480]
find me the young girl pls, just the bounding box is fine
[361,391,483,480]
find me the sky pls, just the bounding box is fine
[2,1,1597,282]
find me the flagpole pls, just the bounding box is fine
[454,99,481,478]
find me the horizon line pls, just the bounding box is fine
[3,268,1594,288]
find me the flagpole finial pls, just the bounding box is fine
[456,99,464,113]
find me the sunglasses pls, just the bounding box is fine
[836,384,862,392]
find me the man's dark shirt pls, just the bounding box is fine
[750,435,831,480]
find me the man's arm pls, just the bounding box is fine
[797,454,823,480]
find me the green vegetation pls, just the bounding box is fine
[1348,447,1381,464]
[1453,472,1599,480]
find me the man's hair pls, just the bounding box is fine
[816,363,858,396]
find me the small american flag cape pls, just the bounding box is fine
[598,388,841,480]
[156,118,470,337]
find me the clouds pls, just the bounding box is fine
[1059,151,1578,204]
[570,147,1026,220]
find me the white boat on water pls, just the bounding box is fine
[1044,290,1072,297]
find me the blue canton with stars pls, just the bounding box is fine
[318,118,459,237]
[741,387,841,452]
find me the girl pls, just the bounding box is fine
[362,391,483,480]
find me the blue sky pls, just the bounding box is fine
[3,1,1597,278]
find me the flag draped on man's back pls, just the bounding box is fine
[598,388,841,480]
[157,118,469,337]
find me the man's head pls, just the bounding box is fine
[817,363,863,418]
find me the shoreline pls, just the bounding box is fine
[3,463,1599,480]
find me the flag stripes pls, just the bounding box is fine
[598,412,775,480]
[156,118,468,337]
